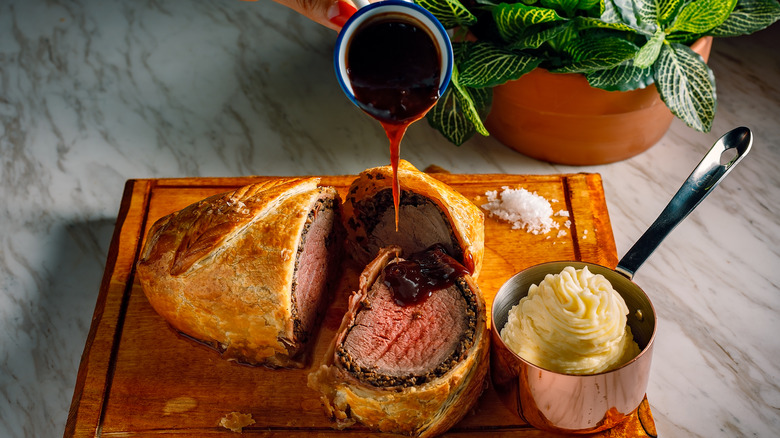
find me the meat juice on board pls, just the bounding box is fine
[346,15,442,230]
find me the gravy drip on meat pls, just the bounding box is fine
[383,244,468,306]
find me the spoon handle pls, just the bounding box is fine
[615,127,753,280]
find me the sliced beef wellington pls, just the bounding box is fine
[308,246,489,437]
[136,178,343,368]
[342,160,484,278]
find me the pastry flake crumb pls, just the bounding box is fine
[219,411,256,433]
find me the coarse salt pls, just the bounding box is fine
[482,187,560,234]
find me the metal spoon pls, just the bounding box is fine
[616,126,753,279]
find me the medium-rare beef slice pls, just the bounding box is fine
[291,195,343,345]
[336,276,477,388]
[137,178,344,368]
[308,246,489,437]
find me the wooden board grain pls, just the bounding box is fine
[65,173,655,437]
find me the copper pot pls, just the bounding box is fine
[489,127,752,433]
[491,261,655,433]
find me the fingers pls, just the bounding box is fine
[326,1,358,29]
[269,0,360,31]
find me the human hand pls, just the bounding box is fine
[269,0,375,31]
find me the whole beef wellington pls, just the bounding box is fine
[308,246,489,437]
[342,160,484,278]
[136,178,343,368]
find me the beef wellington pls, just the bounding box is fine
[136,178,343,368]
[308,246,489,437]
[342,160,484,278]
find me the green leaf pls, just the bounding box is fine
[602,0,658,33]
[658,0,685,26]
[540,0,580,16]
[669,0,737,34]
[508,22,571,49]
[427,88,473,146]
[586,62,655,90]
[458,42,542,87]
[575,16,637,32]
[427,78,493,145]
[602,0,637,28]
[415,0,478,28]
[634,28,666,68]
[552,36,639,73]
[427,65,491,145]
[577,0,603,12]
[451,68,491,136]
[707,0,780,37]
[634,0,661,33]
[654,42,716,132]
[493,2,568,41]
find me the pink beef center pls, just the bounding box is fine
[367,203,458,263]
[294,204,337,339]
[341,281,468,377]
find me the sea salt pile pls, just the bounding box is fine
[482,187,562,234]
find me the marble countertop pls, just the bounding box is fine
[1,1,777,437]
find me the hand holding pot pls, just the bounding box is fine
[269,0,377,31]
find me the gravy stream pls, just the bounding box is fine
[346,16,442,230]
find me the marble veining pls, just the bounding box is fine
[1,1,778,437]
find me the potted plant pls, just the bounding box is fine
[418,0,780,164]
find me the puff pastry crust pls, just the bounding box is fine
[136,178,342,368]
[342,160,484,278]
[308,246,490,437]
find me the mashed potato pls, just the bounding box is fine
[500,266,640,374]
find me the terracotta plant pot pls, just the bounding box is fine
[484,37,713,165]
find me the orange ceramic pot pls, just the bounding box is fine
[484,37,713,165]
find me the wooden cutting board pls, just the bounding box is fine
[65,173,656,437]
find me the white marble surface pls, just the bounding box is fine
[0,1,777,437]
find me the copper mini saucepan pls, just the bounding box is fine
[490,127,753,434]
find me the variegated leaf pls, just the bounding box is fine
[605,0,641,29]
[541,0,580,15]
[450,67,491,136]
[427,88,473,146]
[415,0,478,28]
[654,42,716,132]
[427,80,492,145]
[493,2,567,41]
[670,0,737,33]
[707,0,780,37]
[553,37,638,73]
[458,42,542,88]
[634,28,666,67]
[634,0,661,34]
[658,0,685,26]
[586,62,655,90]
[576,16,637,32]
[577,0,604,13]
[508,22,571,50]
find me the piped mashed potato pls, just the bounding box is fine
[500,266,640,374]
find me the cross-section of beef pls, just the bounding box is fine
[137,178,343,368]
[343,160,484,278]
[308,246,489,437]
